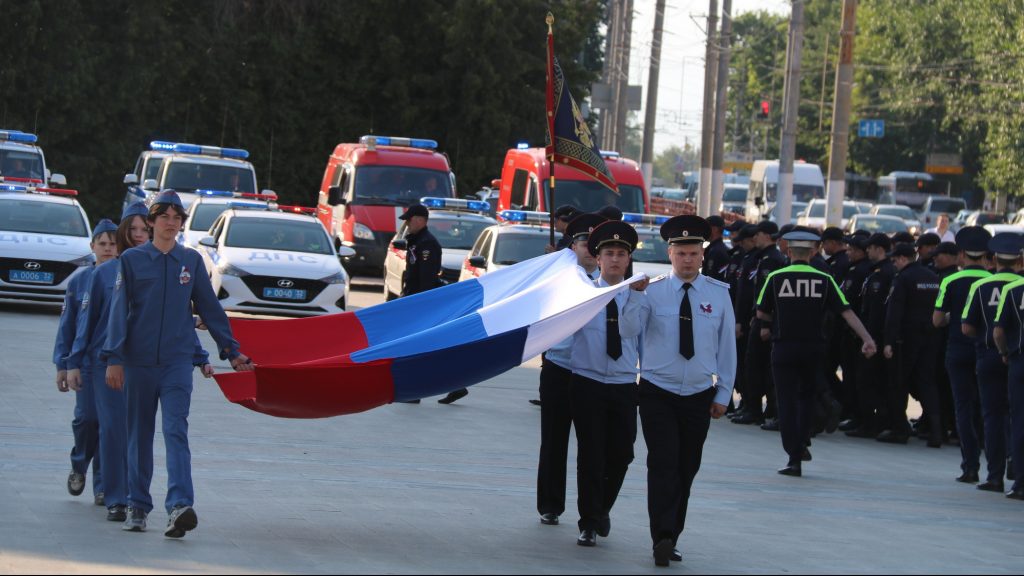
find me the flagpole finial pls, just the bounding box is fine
[546,12,554,34]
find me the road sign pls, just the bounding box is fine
[858,119,885,138]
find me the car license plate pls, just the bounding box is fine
[262,287,306,300]
[9,270,55,284]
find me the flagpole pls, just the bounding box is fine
[546,12,557,248]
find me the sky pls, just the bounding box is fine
[624,0,791,153]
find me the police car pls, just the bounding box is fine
[1,129,67,187]
[197,207,355,316]
[180,189,278,248]
[383,197,496,300]
[623,213,673,278]
[0,182,92,305]
[122,141,262,212]
[459,210,558,280]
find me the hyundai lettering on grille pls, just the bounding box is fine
[24,262,42,270]
[277,279,294,288]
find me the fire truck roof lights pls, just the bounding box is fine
[150,141,250,160]
[359,135,438,150]
[622,212,669,226]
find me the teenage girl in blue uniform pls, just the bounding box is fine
[103,192,252,538]
[54,219,118,504]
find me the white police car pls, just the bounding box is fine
[197,208,355,316]
[1,129,67,187]
[459,210,558,281]
[0,182,92,305]
[383,197,496,300]
[623,213,673,278]
[181,190,278,248]
[122,141,262,212]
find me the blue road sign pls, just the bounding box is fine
[858,119,885,138]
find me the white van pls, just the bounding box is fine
[746,160,825,222]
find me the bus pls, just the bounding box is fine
[877,171,950,211]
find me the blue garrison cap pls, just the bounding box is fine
[122,202,149,219]
[989,232,1024,258]
[152,190,184,208]
[955,226,992,255]
[91,219,118,239]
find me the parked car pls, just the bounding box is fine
[720,184,747,216]
[965,211,1005,227]
[797,199,862,230]
[870,204,923,235]
[919,196,967,229]
[845,214,909,235]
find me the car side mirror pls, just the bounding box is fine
[327,186,346,206]
[337,246,356,258]
[490,179,501,189]
[49,173,67,186]
[199,236,217,248]
[123,173,139,186]
[391,239,408,250]
[469,255,487,269]
[143,179,159,191]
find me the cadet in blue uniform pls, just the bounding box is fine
[878,243,941,445]
[536,213,604,526]
[637,215,735,567]
[103,192,253,537]
[756,230,876,476]
[993,272,1024,500]
[54,220,117,504]
[937,227,990,481]
[701,215,730,283]
[570,220,648,548]
[962,233,1023,493]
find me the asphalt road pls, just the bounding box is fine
[0,288,1022,574]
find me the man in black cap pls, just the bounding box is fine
[931,241,961,444]
[846,233,896,438]
[916,232,942,270]
[637,214,735,566]
[597,204,623,221]
[933,227,992,482]
[570,221,648,548]
[756,229,877,476]
[702,215,730,282]
[822,227,850,286]
[837,235,874,430]
[727,224,756,415]
[891,231,915,246]
[536,213,605,527]
[549,205,581,251]
[879,243,941,446]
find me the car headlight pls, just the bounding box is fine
[68,254,95,267]
[319,271,348,285]
[353,223,374,240]
[218,263,251,277]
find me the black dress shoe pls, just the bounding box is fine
[577,529,597,547]
[825,399,842,434]
[397,399,421,404]
[540,513,559,525]
[1007,488,1024,500]
[760,418,780,431]
[777,464,802,477]
[876,430,909,444]
[597,516,610,537]
[438,388,469,404]
[955,471,979,484]
[671,548,682,562]
[106,505,127,522]
[977,480,1005,492]
[838,418,859,432]
[844,427,876,438]
[801,448,812,462]
[731,413,762,425]
[653,538,673,567]
[529,399,542,406]
[926,436,943,448]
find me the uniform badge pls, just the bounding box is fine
[700,302,712,314]
[179,265,192,285]
[422,249,430,262]
[114,271,122,290]
[81,292,90,310]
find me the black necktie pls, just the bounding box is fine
[679,283,694,359]
[606,298,622,360]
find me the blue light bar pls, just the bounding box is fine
[227,201,268,210]
[0,184,29,192]
[516,142,530,150]
[195,189,235,197]
[419,196,490,214]
[359,135,438,150]
[0,130,38,144]
[622,212,670,226]
[149,141,250,160]
[499,210,551,224]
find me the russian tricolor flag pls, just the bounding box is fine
[214,250,643,418]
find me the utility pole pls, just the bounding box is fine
[614,0,635,153]
[697,0,718,217]
[599,0,619,150]
[710,0,733,217]
[818,32,830,133]
[825,0,857,227]
[776,0,804,227]
[641,0,666,188]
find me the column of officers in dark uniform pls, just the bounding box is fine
[720,219,1023,501]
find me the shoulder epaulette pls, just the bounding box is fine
[705,276,730,290]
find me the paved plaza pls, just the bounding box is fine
[1,298,1022,574]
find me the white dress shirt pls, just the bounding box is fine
[570,276,646,384]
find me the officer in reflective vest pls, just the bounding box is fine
[993,264,1024,500]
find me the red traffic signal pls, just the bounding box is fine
[758,100,770,118]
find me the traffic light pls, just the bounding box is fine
[758,100,770,119]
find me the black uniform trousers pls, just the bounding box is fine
[856,350,888,433]
[771,342,820,464]
[934,331,956,437]
[639,380,715,546]
[838,327,862,420]
[976,350,1010,483]
[744,328,775,419]
[537,359,573,516]
[1006,355,1024,492]
[733,330,748,405]
[947,344,982,474]
[570,374,637,532]
[886,335,939,438]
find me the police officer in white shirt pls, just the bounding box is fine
[569,220,648,549]
[637,215,736,567]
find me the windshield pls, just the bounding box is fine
[0,149,45,181]
[807,202,859,219]
[972,213,1004,225]
[353,166,453,206]
[225,218,332,255]
[853,217,906,234]
[544,180,645,214]
[766,183,824,203]
[722,187,746,202]
[163,161,256,194]
[492,233,550,265]
[875,206,914,219]
[928,198,966,213]
[634,232,670,264]
[190,205,230,231]
[0,199,88,237]
[427,216,493,250]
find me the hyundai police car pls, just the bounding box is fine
[123,141,262,212]
[197,208,355,316]
[459,210,558,280]
[1,129,67,187]
[0,182,92,305]
[181,189,278,248]
[383,197,496,300]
